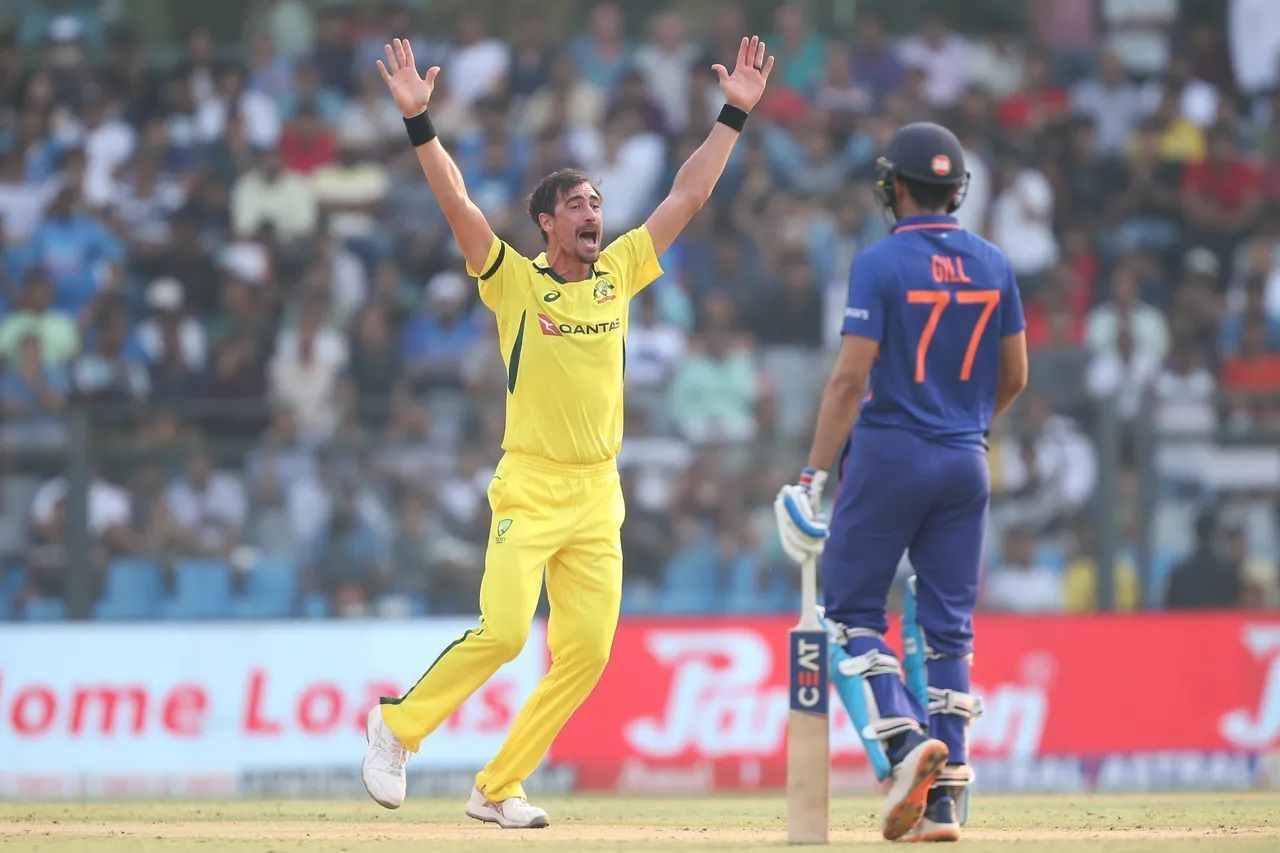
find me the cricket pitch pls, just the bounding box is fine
[2,792,1276,851]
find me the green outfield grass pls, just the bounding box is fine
[1,792,1275,852]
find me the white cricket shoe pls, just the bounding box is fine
[465,786,550,829]
[902,794,961,843]
[881,737,948,840]
[361,705,408,809]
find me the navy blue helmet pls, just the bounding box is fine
[873,122,970,216]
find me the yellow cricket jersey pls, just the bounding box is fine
[465,226,663,465]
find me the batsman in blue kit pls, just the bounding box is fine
[776,123,1028,842]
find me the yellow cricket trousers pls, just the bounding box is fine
[380,451,624,801]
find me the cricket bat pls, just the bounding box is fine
[786,552,829,844]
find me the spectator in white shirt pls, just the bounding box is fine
[634,9,699,133]
[156,443,247,560]
[1071,49,1144,154]
[268,298,348,441]
[449,10,510,105]
[1085,264,1171,362]
[896,12,970,108]
[990,156,1059,285]
[231,145,318,241]
[983,527,1064,612]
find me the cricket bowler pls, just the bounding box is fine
[361,35,775,828]
[775,122,1029,841]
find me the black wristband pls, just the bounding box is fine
[716,104,748,132]
[403,109,436,147]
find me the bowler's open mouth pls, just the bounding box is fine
[577,228,599,252]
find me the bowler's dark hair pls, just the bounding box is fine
[528,168,602,243]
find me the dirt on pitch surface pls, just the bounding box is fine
[2,793,1277,852]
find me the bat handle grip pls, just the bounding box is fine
[800,553,819,624]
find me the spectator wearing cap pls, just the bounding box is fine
[990,153,1059,290]
[0,270,80,367]
[132,277,208,372]
[231,145,319,241]
[23,186,124,317]
[268,298,348,441]
[400,272,478,393]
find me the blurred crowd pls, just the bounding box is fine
[0,0,1277,621]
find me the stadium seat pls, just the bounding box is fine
[658,539,719,613]
[161,558,233,620]
[301,593,330,619]
[23,597,68,621]
[231,557,298,619]
[94,558,164,620]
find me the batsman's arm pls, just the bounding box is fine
[646,35,775,255]
[805,335,878,472]
[377,38,493,275]
[994,331,1028,419]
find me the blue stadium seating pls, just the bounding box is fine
[301,592,331,619]
[161,558,233,620]
[94,558,164,620]
[0,565,24,620]
[24,598,69,621]
[231,557,298,618]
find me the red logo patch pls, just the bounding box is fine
[931,155,951,176]
[537,313,562,336]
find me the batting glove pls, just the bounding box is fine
[774,467,829,563]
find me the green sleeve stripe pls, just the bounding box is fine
[480,242,507,280]
[507,310,526,393]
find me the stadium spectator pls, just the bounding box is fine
[1086,264,1171,361]
[1165,511,1244,608]
[154,441,247,562]
[896,10,970,108]
[303,475,389,617]
[982,527,1064,612]
[571,2,631,91]
[1182,123,1261,269]
[268,297,348,442]
[0,270,78,366]
[231,145,318,241]
[669,302,761,444]
[24,186,124,317]
[0,333,70,452]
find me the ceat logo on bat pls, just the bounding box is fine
[931,154,951,176]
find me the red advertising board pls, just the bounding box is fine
[553,614,1280,792]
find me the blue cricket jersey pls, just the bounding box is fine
[842,213,1025,449]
